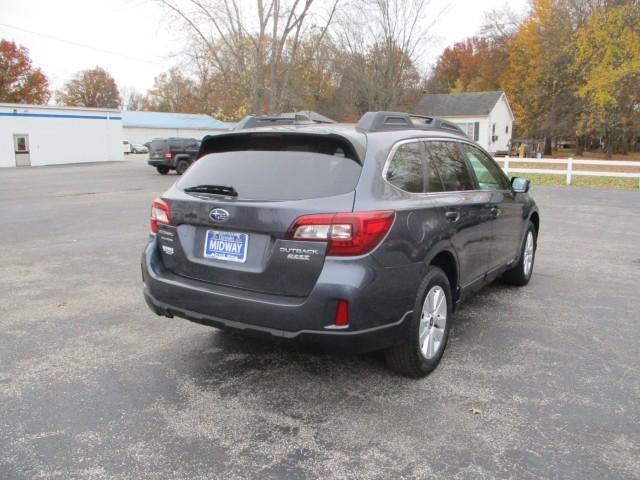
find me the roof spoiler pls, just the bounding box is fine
[356,111,465,135]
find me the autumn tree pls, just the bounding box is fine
[159,0,339,116]
[424,6,519,95]
[425,38,506,94]
[0,39,50,104]
[331,0,433,118]
[572,2,640,157]
[121,86,146,111]
[144,68,201,113]
[504,0,583,154]
[56,67,121,108]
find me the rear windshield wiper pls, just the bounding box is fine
[183,185,238,197]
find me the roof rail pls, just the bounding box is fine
[232,112,332,130]
[355,111,465,135]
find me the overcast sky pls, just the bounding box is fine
[1,0,528,97]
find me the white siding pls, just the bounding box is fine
[421,93,515,154]
[123,127,224,145]
[0,104,123,168]
[486,95,513,153]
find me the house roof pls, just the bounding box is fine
[121,110,234,130]
[278,111,336,123]
[413,91,506,117]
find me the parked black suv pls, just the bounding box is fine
[147,137,201,175]
[142,112,539,377]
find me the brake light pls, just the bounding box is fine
[150,198,171,233]
[285,211,395,256]
[163,149,172,159]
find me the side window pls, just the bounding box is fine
[423,143,445,193]
[385,142,424,193]
[425,141,475,191]
[462,144,510,190]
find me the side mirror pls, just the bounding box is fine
[511,177,530,193]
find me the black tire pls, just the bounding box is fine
[385,266,452,378]
[156,166,170,175]
[503,222,537,286]
[175,159,190,175]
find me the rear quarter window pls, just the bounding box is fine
[385,142,424,193]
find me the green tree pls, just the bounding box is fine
[56,67,121,108]
[573,3,640,157]
[0,39,50,104]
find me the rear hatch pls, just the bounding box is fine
[149,139,169,161]
[157,132,364,297]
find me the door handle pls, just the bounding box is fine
[445,210,460,222]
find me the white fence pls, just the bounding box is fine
[496,157,640,188]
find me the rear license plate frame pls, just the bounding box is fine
[203,230,249,263]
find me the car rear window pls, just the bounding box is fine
[178,148,362,201]
[150,139,167,151]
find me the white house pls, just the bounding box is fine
[122,111,233,145]
[413,91,514,154]
[0,103,123,168]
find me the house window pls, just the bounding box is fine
[492,123,496,135]
[505,125,509,134]
[454,122,478,141]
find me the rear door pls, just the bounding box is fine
[461,143,523,269]
[424,140,494,288]
[149,139,167,160]
[157,133,363,297]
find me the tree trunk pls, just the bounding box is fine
[544,137,552,156]
[621,128,629,155]
[575,135,584,156]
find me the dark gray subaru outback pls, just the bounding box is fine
[142,112,539,377]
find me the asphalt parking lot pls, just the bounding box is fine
[1,158,639,479]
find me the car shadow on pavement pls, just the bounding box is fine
[168,280,521,389]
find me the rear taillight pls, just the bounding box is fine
[285,211,395,256]
[150,198,171,233]
[163,149,172,159]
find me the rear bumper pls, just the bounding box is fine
[148,159,172,167]
[141,239,414,353]
[144,288,409,353]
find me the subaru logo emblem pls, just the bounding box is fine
[210,208,230,222]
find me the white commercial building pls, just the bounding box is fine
[122,111,233,145]
[413,91,514,154]
[0,103,123,168]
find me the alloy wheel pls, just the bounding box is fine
[523,231,534,277]
[419,286,447,360]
